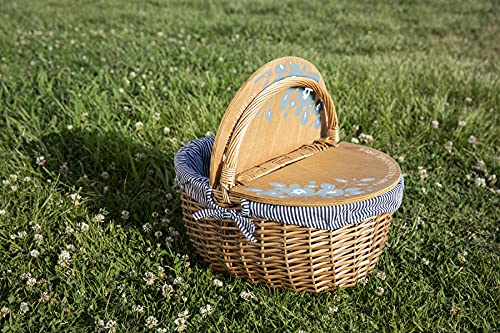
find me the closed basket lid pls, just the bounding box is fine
[210,57,401,206]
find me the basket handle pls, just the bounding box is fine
[218,76,339,202]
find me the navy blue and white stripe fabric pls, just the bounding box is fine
[174,136,404,243]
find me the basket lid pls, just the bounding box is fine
[231,142,401,206]
[209,57,328,188]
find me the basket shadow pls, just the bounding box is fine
[22,128,194,247]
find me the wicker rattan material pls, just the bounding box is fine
[181,191,393,293]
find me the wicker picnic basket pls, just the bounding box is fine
[175,57,404,293]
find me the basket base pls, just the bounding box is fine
[181,192,392,293]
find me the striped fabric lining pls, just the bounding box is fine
[174,136,404,242]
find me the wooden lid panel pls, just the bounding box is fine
[235,86,324,173]
[232,142,401,206]
[209,57,325,187]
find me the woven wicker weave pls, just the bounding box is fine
[181,192,393,293]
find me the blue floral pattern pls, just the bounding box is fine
[246,178,377,199]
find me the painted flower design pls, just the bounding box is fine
[245,178,376,198]
[316,183,345,198]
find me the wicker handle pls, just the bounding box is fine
[219,76,339,202]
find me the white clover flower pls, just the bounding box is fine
[69,193,82,203]
[153,113,161,121]
[199,304,213,317]
[97,319,105,330]
[350,137,360,144]
[118,88,125,94]
[27,277,37,286]
[0,306,9,318]
[40,292,51,302]
[444,141,453,154]
[239,290,256,301]
[359,133,374,143]
[376,271,386,280]
[58,250,71,267]
[475,177,486,187]
[2,179,10,185]
[173,277,183,285]
[157,266,166,279]
[421,258,429,265]
[144,272,156,285]
[375,287,385,296]
[417,216,425,225]
[156,329,167,333]
[19,302,29,314]
[32,224,42,232]
[161,284,174,298]
[20,273,31,280]
[457,251,467,263]
[121,210,130,220]
[170,228,180,237]
[34,233,43,244]
[65,226,74,234]
[11,185,18,192]
[473,160,487,174]
[18,231,27,238]
[417,167,428,180]
[66,244,76,252]
[178,309,189,319]
[132,304,144,313]
[458,120,466,127]
[135,121,144,130]
[435,182,442,188]
[145,316,158,329]
[328,306,338,314]
[468,135,478,145]
[174,317,186,332]
[36,156,46,166]
[431,120,439,129]
[213,278,223,287]
[0,209,6,215]
[143,223,152,232]
[93,213,105,223]
[205,131,213,137]
[488,174,497,185]
[155,231,163,238]
[166,193,173,200]
[24,176,31,182]
[465,97,472,103]
[78,222,89,232]
[30,249,40,258]
[163,127,170,135]
[105,320,117,333]
[420,187,428,195]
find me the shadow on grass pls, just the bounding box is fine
[21,128,199,252]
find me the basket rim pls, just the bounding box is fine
[174,136,404,242]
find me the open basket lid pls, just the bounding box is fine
[210,57,401,206]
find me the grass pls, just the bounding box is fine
[0,0,498,331]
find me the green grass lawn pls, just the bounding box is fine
[0,0,499,332]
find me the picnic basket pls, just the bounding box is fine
[175,57,404,293]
